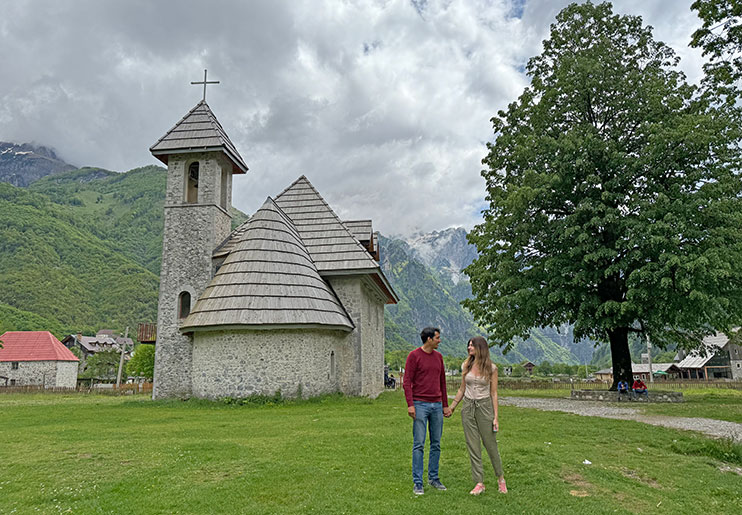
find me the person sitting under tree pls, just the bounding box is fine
[617,379,630,401]
[632,379,648,401]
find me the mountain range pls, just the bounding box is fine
[0,142,609,364]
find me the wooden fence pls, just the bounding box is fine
[445,378,742,392]
[0,382,154,395]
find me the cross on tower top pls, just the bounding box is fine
[191,69,220,101]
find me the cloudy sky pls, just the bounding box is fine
[0,0,706,236]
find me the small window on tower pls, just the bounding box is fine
[186,162,199,203]
[179,291,192,319]
[220,167,228,209]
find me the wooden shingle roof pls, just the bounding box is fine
[274,176,381,273]
[181,198,354,331]
[150,100,248,174]
[343,220,373,243]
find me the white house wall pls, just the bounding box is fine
[0,360,77,388]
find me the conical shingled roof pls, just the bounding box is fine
[274,176,381,273]
[181,198,354,331]
[150,100,248,174]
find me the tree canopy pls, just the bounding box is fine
[464,1,742,387]
[126,344,155,380]
[691,0,742,103]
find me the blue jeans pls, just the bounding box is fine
[412,400,443,485]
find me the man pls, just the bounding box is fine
[403,327,452,495]
[632,378,648,400]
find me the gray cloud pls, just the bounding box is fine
[0,0,705,236]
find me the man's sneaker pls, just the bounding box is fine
[428,479,447,491]
[413,484,424,495]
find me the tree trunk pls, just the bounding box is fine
[608,327,632,391]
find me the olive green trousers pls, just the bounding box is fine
[461,396,504,482]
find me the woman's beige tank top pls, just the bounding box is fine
[464,364,495,400]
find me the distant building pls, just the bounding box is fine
[676,333,742,380]
[522,361,536,375]
[0,331,79,388]
[61,330,133,360]
[595,363,682,382]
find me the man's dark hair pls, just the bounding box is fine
[420,327,440,343]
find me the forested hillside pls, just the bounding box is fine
[0,181,158,335]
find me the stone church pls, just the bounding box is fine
[150,100,398,400]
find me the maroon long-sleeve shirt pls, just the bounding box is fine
[403,347,448,407]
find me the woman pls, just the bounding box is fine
[449,336,507,495]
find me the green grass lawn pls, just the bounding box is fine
[1,391,740,514]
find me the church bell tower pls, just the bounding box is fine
[149,81,248,399]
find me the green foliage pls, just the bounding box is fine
[0,181,159,336]
[384,348,412,371]
[465,2,742,385]
[220,390,285,406]
[691,0,742,104]
[126,344,155,380]
[671,437,742,466]
[79,349,121,379]
[0,302,64,338]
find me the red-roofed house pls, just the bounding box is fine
[0,331,79,388]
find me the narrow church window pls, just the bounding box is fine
[186,162,199,203]
[220,167,228,209]
[178,291,192,319]
[11,362,19,370]
[329,351,336,382]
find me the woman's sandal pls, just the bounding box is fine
[470,483,485,495]
[498,477,508,494]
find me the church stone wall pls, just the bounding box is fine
[191,329,349,399]
[360,280,385,397]
[154,152,232,399]
[0,361,77,388]
[327,278,363,395]
[326,276,386,398]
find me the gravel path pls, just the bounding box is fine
[500,396,742,442]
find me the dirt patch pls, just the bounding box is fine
[620,467,662,489]
[569,489,589,497]
[718,465,742,476]
[501,396,742,442]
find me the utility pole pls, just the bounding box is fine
[647,333,654,384]
[116,327,129,389]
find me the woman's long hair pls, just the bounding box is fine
[463,336,494,382]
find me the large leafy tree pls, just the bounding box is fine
[691,0,742,103]
[464,2,742,388]
[126,344,155,380]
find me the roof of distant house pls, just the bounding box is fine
[60,333,133,354]
[595,363,680,375]
[676,332,733,369]
[0,331,79,362]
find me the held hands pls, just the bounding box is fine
[408,406,416,419]
[493,419,499,432]
[443,407,452,418]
